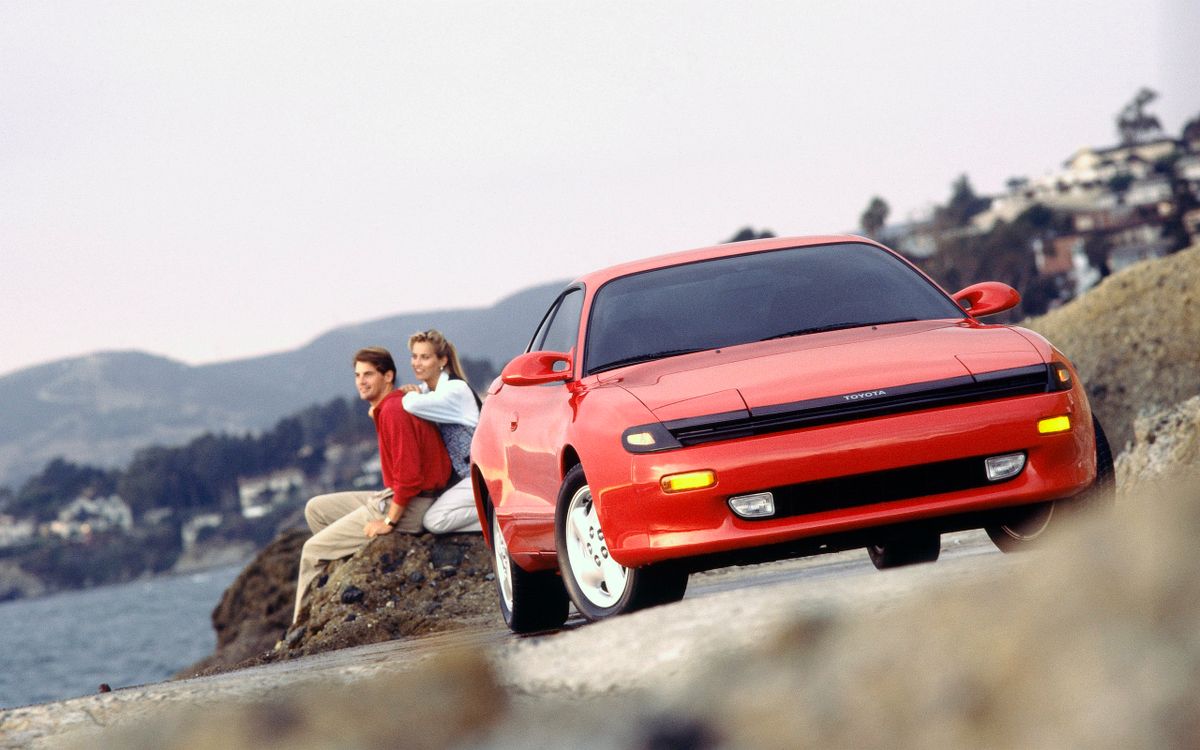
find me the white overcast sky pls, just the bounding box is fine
[2,1,1197,376]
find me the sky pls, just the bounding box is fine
[2,1,1197,377]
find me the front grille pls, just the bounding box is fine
[664,364,1052,446]
[763,455,1005,519]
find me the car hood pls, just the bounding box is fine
[608,320,1045,421]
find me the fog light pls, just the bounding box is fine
[985,452,1026,482]
[661,470,716,493]
[1038,415,1071,434]
[729,492,775,518]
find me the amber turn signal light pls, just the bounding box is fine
[1038,415,1071,434]
[661,470,716,493]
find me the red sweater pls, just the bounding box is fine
[374,390,451,507]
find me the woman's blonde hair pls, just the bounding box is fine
[408,329,471,387]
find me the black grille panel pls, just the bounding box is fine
[763,454,1008,519]
[665,365,1051,446]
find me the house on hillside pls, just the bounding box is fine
[1033,236,1101,299]
[237,468,306,519]
[0,515,35,548]
[181,513,223,551]
[42,494,133,540]
[1063,138,1180,179]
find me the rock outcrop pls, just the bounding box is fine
[280,529,496,660]
[182,527,497,676]
[1025,244,1200,452]
[1116,394,1200,487]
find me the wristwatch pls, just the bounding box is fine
[383,516,397,527]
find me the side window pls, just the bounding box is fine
[535,288,584,354]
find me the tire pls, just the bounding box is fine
[554,464,688,621]
[866,532,941,570]
[488,503,569,634]
[1068,414,1116,514]
[985,501,1056,553]
[986,413,1116,553]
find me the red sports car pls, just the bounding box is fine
[470,235,1112,632]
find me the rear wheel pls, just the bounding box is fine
[489,505,569,633]
[867,532,941,569]
[555,464,688,621]
[986,414,1115,553]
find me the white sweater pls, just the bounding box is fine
[401,371,480,427]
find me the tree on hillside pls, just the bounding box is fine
[118,446,216,520]
[917,203,1070,318]
[1184,112,1200,146]
[859,196,890,238]
[1116,87,1165,146]
[726,227,775,243]
[936,174,991,229]
[9,459,118,522]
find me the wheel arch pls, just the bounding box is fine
[471,463,494,549]
[560,445,582,479]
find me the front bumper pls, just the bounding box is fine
[597,390,1095,568]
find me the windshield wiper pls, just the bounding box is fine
[591,347,710,373]
[761,318,918,341]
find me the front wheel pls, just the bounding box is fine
[555,465,688,621]
[489,505,569,633]
[986,413,1116,553]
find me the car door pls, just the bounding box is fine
[498,286,585,553]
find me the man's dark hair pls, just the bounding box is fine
[353,347,396,376]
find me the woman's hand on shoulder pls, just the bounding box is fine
[398,383,421,394]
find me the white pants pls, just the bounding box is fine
[422,477,482,534]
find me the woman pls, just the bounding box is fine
[399,329,483,533]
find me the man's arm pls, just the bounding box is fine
[367,397,450,536]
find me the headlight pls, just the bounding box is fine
[621,423,682,453]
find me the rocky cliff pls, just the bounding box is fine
[182,528,496,676]
[1025,244,1200,452]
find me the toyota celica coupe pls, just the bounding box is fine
[470,235,1113,632]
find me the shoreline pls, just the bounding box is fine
[0,541,256,605]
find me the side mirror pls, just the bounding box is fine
[500,351,573,386]
[953,282,1021,317]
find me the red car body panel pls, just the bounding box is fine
[471,235,1098,573]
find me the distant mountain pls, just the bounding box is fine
[0,281,567,489]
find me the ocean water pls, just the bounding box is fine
[0,565,241,708]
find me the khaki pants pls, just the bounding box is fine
[292,490,433,624]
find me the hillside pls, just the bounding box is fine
[1024,244,1200,452]
[0,281,565,488]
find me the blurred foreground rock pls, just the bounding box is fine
[1026,243,1200,451]
[654,478,1200,748]
[96,649,506,750]
[182,527,495,676]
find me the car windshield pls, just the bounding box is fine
[584,242,966,375]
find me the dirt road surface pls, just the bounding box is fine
[2,531,1021,748]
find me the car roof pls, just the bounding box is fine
[572,234,881,290]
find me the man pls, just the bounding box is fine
[290,347,451,625]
